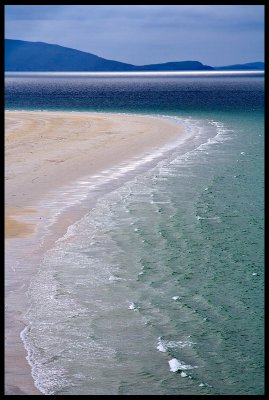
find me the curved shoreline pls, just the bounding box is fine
[5,111,185,395]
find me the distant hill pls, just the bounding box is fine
[136,61,213,71]
[5,39,136,72]
[4,39,214,72]
[5,39,264,72]
[214,62,264,71]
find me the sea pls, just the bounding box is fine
[5,72,264,395]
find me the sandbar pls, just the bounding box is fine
[5,111,183,394]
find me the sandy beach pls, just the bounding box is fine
[5,111,183,395]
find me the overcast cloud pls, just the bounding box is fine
[4,5,264,66]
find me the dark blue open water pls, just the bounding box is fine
[5,72,264,395]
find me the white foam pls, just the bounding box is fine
[199,382,212,388]
[196,215,221,222]
[172,296,180,301]
[157,337,196,352]
[109,275,123,282]
[128,302,138,311]
[169,118,233,171]
[157,342,167,353]
[168,358,197,372]
[20,326,70,395]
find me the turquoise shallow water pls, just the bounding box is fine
[5,73,264,395]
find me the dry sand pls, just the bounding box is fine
[5,111,183,395]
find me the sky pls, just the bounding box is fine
[4,5,264,66]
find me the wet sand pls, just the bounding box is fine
[5,111,183,394]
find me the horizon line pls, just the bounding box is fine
[4,71,264,76]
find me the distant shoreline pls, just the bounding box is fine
[5,38,264,74]
[5,70,264,76]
